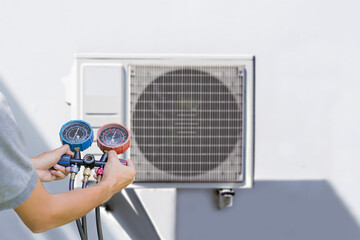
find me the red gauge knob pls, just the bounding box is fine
[97,123,130,154]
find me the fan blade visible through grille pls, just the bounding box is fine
[130,65,244,182]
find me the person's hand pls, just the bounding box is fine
[31,145,72,182]
[99,150,136,195]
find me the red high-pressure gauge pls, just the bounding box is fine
[97,123,130,154]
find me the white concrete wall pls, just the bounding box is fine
[0,0,359,239]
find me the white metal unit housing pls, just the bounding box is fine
[63,54,255,189]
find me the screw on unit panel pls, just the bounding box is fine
[238,66,245,77]
[130,68,136,76]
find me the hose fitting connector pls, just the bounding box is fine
[70,164,79,174]
[97,175,102,181]
[83,167,92,182]
[70,172,76,180]
[96,168,104,176]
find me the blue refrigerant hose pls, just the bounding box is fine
[81,181,88,240]
[69,178,86,240]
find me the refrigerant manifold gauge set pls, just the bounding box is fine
[58,120,130,240]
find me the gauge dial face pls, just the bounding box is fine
[62,122,92,144]
[97,123,130,154]
[99,125,129,147]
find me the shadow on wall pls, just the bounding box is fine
[0,77,68,191]
[176,180,360,240]
[0,76,80,240]
[105,189,162,240]
[0,76,49,155]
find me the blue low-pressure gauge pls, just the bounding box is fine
[60,120,94,151]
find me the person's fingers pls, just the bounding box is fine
[107,150,118,160]
[127,159,136,178]
[50,170,67,179]
[51,175,57,181]
[65,166,71,173]
[53,164,67,173]
[125,158,134,168]
[107,151,122,165]
[52,145,73,157]
[55,171,67,179]
[65,145,74,156]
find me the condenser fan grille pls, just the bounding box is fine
[130,65,244,182]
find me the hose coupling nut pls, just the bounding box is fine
[83,167,92,177]
[70,172,76,180]
[96,168,104,176]
[70,165,79,174]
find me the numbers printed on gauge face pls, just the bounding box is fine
[97,123,130,154]
[62,123,92,143]
[99,126,129,147]
[60,120,94,152]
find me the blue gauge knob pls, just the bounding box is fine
[60,120,94,151]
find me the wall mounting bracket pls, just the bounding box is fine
[217,189,235,209]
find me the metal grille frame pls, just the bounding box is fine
[130,65,246,183]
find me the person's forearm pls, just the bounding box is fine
[15,179,115,233]
[46,181,113,230]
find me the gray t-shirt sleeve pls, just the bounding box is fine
[0,92,38,210]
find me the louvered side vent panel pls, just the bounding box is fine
[130,65,245,182]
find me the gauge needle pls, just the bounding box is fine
[73,128,79,140]
[111,131,116,142]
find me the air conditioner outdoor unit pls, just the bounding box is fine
[64,54,255,189]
